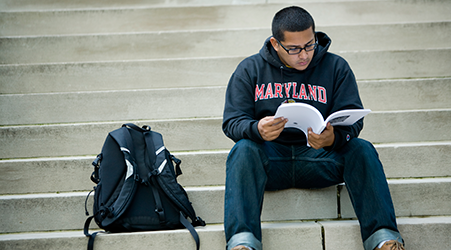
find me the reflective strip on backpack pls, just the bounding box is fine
[125,159,134,180]
[155,146,166,173]
[157,159,167,174]
[121,147,134,180]
[120,147,130,153]
[155,146,165,155]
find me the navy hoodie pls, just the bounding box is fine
[222,32,364,150]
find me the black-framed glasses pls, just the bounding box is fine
[276,38,318,55]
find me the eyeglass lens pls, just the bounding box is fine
[287,43,316,54]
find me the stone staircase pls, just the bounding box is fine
[1,0,450,249]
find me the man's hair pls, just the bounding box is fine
[272,6,315,42]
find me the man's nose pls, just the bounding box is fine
[298,49,308,59]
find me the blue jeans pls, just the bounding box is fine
[224,138,403,250]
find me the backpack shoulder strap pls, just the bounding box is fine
[179,212,201,250]
[100,126,139,226]
[145,131,165,174]
[144,130,205,226]
[85,125,141,250]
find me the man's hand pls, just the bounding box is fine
[258,116,288,141]
[307,122,335,150]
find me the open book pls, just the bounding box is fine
[275,102,371,139]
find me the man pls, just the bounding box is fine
[222,6,405,250]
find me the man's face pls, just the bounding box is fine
[270,27,316,71]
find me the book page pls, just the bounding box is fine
[325,109,371,126]
[275,103,371,141]
[274,103,325,135]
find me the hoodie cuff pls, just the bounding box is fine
[250,121,266,143]
[324,129,351,151]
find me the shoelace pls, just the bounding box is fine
[233,246,253,250]
[388,240,405,250]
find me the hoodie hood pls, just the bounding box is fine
[259,32,331,72]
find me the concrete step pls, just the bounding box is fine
[322,216,451,250]
[358,78,451,111]
[0,150,229,194]
[1,216,450,250]
[0,57,241,94]
[1,109,451,159]
[0,118,234,159]
[1,178,450,233]
[1,22,450,65]
[341,178,451,218]
[346,48,451,80]
[1,77,450,125]
[0,0,266,11]
[361,109,451,144]
[0,186,337,233]
[0,86,227,125]
[1,141,450,194]
[1,0,447,11]
[375,141,451,179]
[2,1,450,36]
[1,48,450,94]
[0,222,320,250]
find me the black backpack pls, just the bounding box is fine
[84,123,205,250]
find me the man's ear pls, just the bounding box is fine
[270,37,279,52]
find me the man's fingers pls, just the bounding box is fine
[262,116,286,127]
[272,117,288,128]
[258,116,288,141]
[308,124,335,149]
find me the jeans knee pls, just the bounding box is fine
[344,138,383,173]
[229,139,262,158]
[234,139,259,149]
[227,139,267,172]
[348,138,378,157]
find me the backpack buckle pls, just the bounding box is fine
[195,216,206,227]
[134,174,143,184]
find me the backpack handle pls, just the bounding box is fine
[122,123,151,133]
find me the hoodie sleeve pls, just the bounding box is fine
[324,56,364,151]
[222,64,265,143]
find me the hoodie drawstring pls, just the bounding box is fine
[280,66,284,84]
